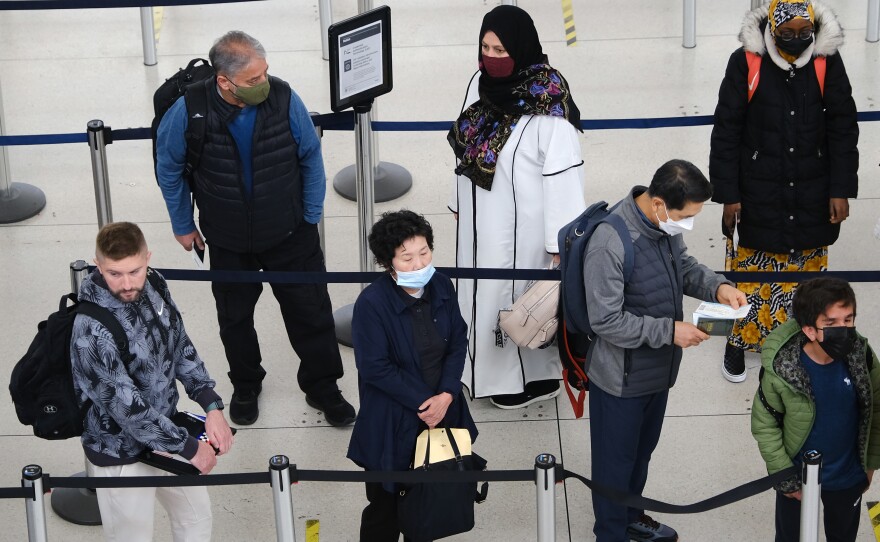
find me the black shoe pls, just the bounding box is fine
[490,380,560,410]
[722,343,746,383]
[306,390,357,427]
[627,514,678,541]
[230,388,260,425]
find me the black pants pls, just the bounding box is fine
[209,223,343,397]
[589,384,669,542]
[360,482,428,542]
[775,480,864,542]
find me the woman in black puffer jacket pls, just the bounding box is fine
[709,0,858,384]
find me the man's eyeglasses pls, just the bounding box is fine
[776,28,814,41]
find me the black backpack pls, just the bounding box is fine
[151,58,214,187]
[9,295,130,440]
[556,201,634,418]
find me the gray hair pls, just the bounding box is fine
[209,31,267,78]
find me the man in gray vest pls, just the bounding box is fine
[156,31,355,427]
[583,159,746,542]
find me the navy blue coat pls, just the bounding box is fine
[347,272,477,482]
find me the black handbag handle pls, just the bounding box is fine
[422,423,464,468]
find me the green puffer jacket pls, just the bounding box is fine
[751,319,880,493]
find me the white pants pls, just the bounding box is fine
[86,460,212,542]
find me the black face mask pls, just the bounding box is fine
[776,36,813,58]
[818,326,858,360]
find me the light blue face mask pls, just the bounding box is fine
[394,263,436,289]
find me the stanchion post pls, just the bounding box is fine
[70,260,89,295]
[799,450,822,542]
[269,455,296,542]
[354,104,375,281]
[87,120,113,228]
[535,453,556,542]
[319,0,332,60]
[868,0,880,43]
[682,0,696,48]
[0,74,46,223]
[501,0,518,5]
[139,7,158,66]
[750,0,763,10]
[22,465,48,542]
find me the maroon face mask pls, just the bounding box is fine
[481,55,515,78]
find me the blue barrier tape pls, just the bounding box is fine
[3,110,880,146]
[0,0,262,10]
[140,267,880,285]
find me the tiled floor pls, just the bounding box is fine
[1,1,879,540]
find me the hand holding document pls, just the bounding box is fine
[692,302,751,336]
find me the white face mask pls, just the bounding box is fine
[656,203,695,236]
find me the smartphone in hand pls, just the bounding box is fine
[192,242,205,269]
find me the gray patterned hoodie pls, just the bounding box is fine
[70,268,220,466]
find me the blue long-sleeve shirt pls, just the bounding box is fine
[156,86,326,236]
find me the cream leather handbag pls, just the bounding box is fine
[497,277,560,349]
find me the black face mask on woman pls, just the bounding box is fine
[776,36,813,57]
[818,326,858,360]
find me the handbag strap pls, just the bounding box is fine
[421,423,465,468]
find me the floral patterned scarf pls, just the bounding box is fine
[448,64,581,191]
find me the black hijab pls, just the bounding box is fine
[448,6,582,190]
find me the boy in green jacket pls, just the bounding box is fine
[752,277,880,542]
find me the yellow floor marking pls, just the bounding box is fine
[561,0,576,46]
[868,500,880,541]
[306,518,320,542]
[153,7,163,43]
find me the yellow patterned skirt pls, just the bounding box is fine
[725,238,827,353]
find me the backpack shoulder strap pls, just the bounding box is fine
[757,366,785,429]
[76,302,129,356]
[182,79,210,180]
[745,51,762,103]
[603,213,635,281]
[813,56,826,97]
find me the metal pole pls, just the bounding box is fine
[354,107,375,277]
[750,0,764,10]
[357,0,372,12]
[22,465,48,542]
[868,0,880,43]
[799,450,822,542]
[139,7,158,66]
[319,0,332,60]
[87,120,113,228]
[0,74,46,223]
[269,455,296,542]
[502,0,517,5]
[535,453,557,542]
[682,0,696,48]
[70,260,89,295]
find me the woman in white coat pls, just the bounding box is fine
[448,5,586,409]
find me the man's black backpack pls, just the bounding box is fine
[556,201,634,418]
[151,58,214,187]
[9,294,130,440]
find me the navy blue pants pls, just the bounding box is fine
[209,223,344,397]
[774,481,864,542]
[589,384,669,542]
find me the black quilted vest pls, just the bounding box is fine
[194,76,302,253]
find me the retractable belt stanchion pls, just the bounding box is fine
[23,465,48,542]
[50,260,103,526]
[868,0,880,43]
[682,0,696,48]
[332,0,411,203]
[270,455,297,542]
[501,0,518,5]
[87,120,113,228]
[799,450,822,542]
[139,6,158,66]
[535,454,557,542]
[319,0,332,60]
[0,74,46,224]
[750,0,763,10]
[333,102,375,346]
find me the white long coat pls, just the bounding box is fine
[450,73,586,398]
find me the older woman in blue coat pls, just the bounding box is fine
[347,210,478,542]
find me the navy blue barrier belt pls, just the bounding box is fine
[0,0,262,10]
[142,267,880,285]
[3,111,880,146]
[4,465,795,515]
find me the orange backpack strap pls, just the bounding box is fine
[814,56,826,97]
[745,51,762,102]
